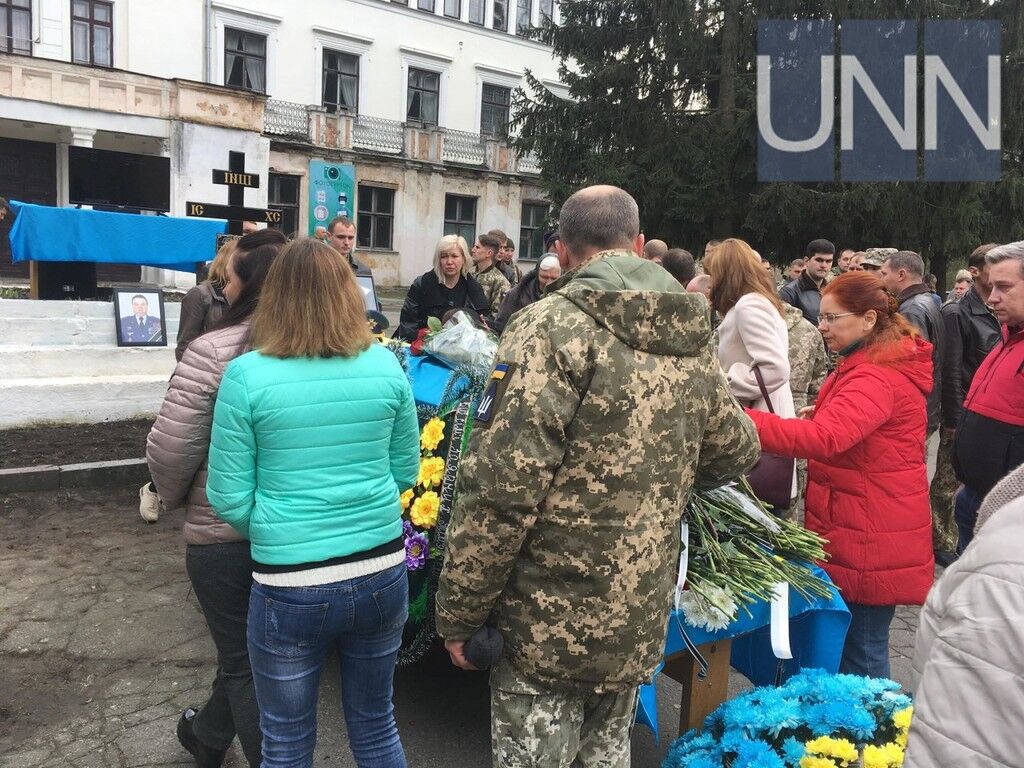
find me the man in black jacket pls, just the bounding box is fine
[780,238,834,324]
[880,251,945,433]
[879,250,948,556]
[929,243,1002,561]
[941,244,1002,421]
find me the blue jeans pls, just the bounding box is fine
[839,603,895,679]
[954,485,984,555]
[247,563,409,768]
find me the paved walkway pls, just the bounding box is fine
[0,486,923,768]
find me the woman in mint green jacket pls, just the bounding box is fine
[207,238,419,768]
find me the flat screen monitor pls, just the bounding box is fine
[68,146,171,212]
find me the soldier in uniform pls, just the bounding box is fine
[784,303,830,516]
[436,185,761,768]
[120,294,163,343]
[472,232,512,322]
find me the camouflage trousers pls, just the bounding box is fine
[490,673,639,768]
[929,430,959,553]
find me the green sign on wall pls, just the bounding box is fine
[308,160,355,235]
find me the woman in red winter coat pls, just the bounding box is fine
[747,272,935,678]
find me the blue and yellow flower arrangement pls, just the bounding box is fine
[663,669,913,768]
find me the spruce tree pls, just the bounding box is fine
[513,0,1014,287]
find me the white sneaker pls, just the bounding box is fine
[139,483,160,523]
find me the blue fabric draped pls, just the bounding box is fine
[8,201,227,273]
[635,565,850,740]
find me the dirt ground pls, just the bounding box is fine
[0,419,151,469]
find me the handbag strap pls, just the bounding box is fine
[752,367,776,415]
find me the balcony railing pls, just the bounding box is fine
[353,114,405,154]
[517,151,542,175]
[442,129,486,165]
[264,99,310,138]
[262,100,539,175]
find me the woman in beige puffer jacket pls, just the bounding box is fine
[903,462,1024,768]
[146,228,286,768]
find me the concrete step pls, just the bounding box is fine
[0,374,169,428]
[0,298,181,347]
[0,345,177,379]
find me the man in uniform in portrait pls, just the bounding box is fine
[120,294,163,343]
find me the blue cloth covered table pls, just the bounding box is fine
[636,565,849,739]
[8,200,227,273]
[405,352,471,410]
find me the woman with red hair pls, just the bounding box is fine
[746,272,935,678]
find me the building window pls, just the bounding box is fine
[322,50,358,113]
[492,0,507,31]
[268,173,300,238]
[71,0,112,67]
[357,185,395,250]
[443,195,477,244]
[539,0,553,22]
[417,0,434,10]
[444,0,460,18]
[1,0,31,55]
[224,28,266,93]
[480,84,511,137]
[520,201,548,260]
[468,0,484,25]
[516,0,531,35]
[407,68,440,126]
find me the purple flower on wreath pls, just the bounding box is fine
[403,519,414,538]
[404,530,429,570]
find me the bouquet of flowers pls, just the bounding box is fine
[663,669,914,768]
[410,312,498,374]
[679,482,832,631]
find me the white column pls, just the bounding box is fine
[56,127,96,206]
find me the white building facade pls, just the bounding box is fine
[0,0,565,287]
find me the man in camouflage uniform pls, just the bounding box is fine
[436,185,761,768]
[472,231,512,321]
[784,303,829,517]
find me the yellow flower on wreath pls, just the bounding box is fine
[861,742,906,768]
[893,705,913,732]
[418,456,445,488]
[892,705,913,749]
[400,489,414,511]
[410,490,440,529]
[804,736,859,766]
[420,417,445,452]
[800,757,839,768]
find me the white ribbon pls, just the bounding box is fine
[674,520,689,612]
[770,581,793,659]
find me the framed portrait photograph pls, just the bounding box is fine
[357,274,379,312]
[113,287,167,347]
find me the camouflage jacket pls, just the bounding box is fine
[785,304,829,412]
[474,263,511,318]
[436,251,760,692]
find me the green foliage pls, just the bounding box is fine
[512,0,1019,286]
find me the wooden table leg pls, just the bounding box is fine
[661,639,732,734]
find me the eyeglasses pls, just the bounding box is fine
[817,312,858,325]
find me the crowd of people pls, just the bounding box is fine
[139,185,1024,768]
